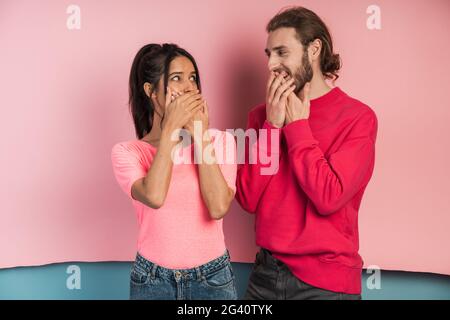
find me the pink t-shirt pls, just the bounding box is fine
[111,129,236,269]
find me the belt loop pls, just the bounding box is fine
[150,263,158,279]
[135,253,142,267]
[195,266,202,282]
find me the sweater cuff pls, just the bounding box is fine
[260,120,282,154]
[283,119,318,150]
[263,119,281,132]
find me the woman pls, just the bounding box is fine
[111,43,237,300]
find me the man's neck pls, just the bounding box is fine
[306,73,333,100]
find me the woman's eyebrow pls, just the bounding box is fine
[168,71,197,76]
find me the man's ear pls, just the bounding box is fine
[309,38,322,61]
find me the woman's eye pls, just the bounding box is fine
[189,75,197,81]
[171,76,180,81]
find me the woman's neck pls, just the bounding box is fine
[142,115,163,147]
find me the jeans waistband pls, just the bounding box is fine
[134,250,231,281]
[258,248,285,269]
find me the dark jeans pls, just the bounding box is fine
[244,248,362,300]
[130,250,237,300]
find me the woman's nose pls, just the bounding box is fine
[182,81,197,93]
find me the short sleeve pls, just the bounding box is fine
[211,130,237,194]
[111,142,147,200]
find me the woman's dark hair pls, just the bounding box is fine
[128,43,201,139]
[267,6,341,81]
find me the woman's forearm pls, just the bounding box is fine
[195,133,234,220]
[142,128,178,208]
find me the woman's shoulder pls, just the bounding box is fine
[111,139,156,160]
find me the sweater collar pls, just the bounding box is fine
[310,86,344,108]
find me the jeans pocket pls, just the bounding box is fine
[202,263,235,289]
[130,265,150,286]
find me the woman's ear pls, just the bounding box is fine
[144,82,161,110]
[143,82,155,98]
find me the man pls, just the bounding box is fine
[236,6,378,300]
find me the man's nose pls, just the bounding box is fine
[267,58,280,72]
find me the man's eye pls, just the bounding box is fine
[278,51,287,56]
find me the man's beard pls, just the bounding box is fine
[278,50,313,95]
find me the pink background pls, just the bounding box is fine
[1,0,449,275]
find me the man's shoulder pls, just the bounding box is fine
[245,103,267,129]
[248,103,266,116]
[247,103,267,122]
[339,88,377,120]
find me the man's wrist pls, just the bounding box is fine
[267,119,283,128]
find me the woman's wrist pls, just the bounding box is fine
[161,123,178,140]
[191,128,209,142]
[160,127,180,149]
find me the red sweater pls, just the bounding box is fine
[236,87,378,294]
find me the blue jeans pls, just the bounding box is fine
[129,250,238,300]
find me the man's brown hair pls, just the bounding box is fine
[267,6,341,81]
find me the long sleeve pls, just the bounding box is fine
[235,109,282,214]
[282,110,378,216]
